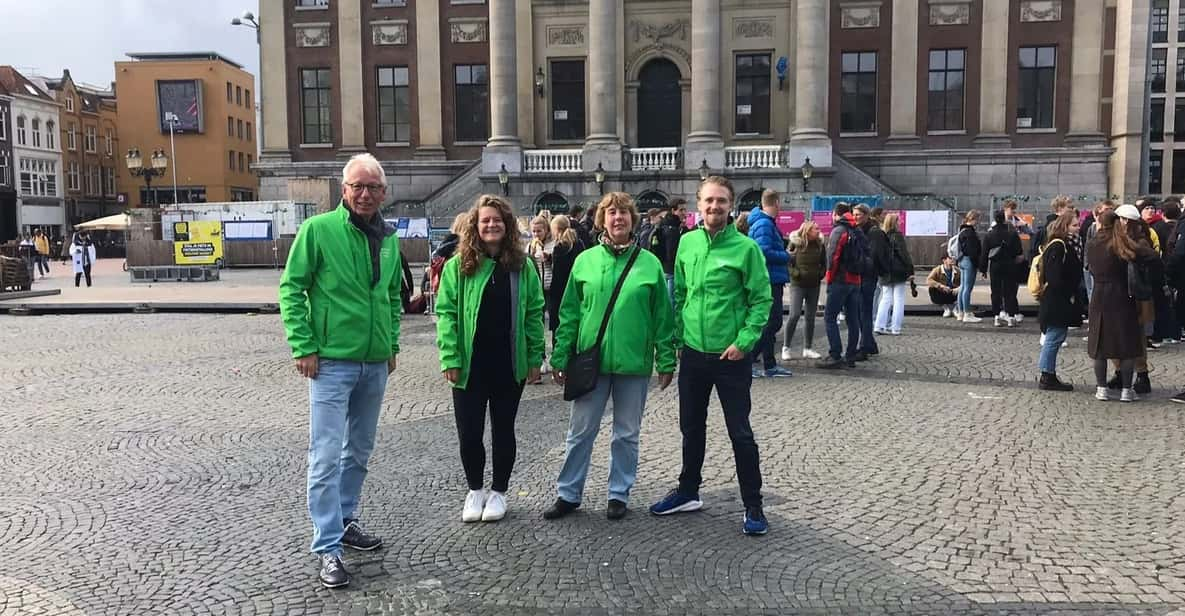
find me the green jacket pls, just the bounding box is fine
[435,254,546,389]
[674,224,773,354]
[551,245,677,377]
[279,204,402,361]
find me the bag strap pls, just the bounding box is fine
[593,246,641,347]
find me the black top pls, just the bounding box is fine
[471,263,513,377]
[957,225,982,265]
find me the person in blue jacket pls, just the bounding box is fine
[747,189,793,377]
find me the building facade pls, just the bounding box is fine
[258,0,1132,220]
[114,52,259,207]
[0,84,15,242]
[0,66,65,237]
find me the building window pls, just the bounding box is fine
[15,116,25,146]
[237,119,244,139]
[1154,0,1169,43]
[1151,150,1164,194]
[245,89,251,107]
[454,64,489,142]
[550,60,586,140]
[105,166,116,196]
[0,107,6,141]
[375,0,406,5]
[1179,4,1185,42]
[227,82,233,102]
[46,121,54,149]
[236,86,242,106]
[105,129,113,155]
[0,153,8,187]
[734,54,771,135]
[1152,100,1166,143]
[1175,100,1185,140]
[19,158,57,197]
[67,162,80,191]
[84,126,97,152]
[237,152,244,172]
[65,96,74,112]
[376,66,411,143]
[1017,46,1056,129]
[927,49,965,131]
[247,155,253,172]
[229,150,236,171]
[840,51,878,133]
[228,116,235,137]
[1152,48,1168,94]
[301,68,333,144]
[296,0,329,6]
[246,122,253,141]
[31,118,41,148]
[67,122,76,150]
[84,165,93,195]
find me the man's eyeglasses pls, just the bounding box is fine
[345,182,386,194]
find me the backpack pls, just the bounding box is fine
[1027,239,1063,300]
[841,226,874,276]
[946,234,963,261]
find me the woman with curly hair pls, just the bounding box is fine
[435,195,546,523]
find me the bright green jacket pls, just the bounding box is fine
[551,245,676,376]
[674,224,772,354]
[279,204,402,361]
[435,254,546,389]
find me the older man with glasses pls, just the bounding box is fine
[279,153,402,589]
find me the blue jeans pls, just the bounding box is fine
[824,281,861,361]
[858,278,878,353]
[754,283,784,369]
[1038,326,1068,373]
[307,359,389,556]
[958,257,977,314]
[556,374,649,504]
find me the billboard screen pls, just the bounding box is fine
[156,79,204,134]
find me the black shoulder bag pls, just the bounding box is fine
[563,246,641,402]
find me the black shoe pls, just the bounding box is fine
[816,357,845,369]
[318,554,349,589]
[866,348,879,355]
[845,359,857,368]
[1148,337,1162,350]
[341,520,383,551]
[1038,372,1074,392]
[1171,391,1185,404]
[542,497,580,520]
[1135,372,1152,395]
[853,352,869,362]
[1106,372,1122,391]
[606,499,627,520]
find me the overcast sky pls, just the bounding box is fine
[0,0,260,91]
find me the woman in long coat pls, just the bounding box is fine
[1036,211,1082,391]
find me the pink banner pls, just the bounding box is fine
[776,211,806,235]
[811,212,835,236]
[684,212,698,229]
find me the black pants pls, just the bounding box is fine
[929,287,957,306]
[677,349,763,508]
[75,265,92,287]
[753,283,784,370]
[452,366,524,493]
[988,263,1018,315]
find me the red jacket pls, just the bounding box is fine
[824,215,862,286]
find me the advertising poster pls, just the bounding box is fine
[904,210,950,236]
[811,212,835,236]
[775,211,806,235]
[173,220,223,265]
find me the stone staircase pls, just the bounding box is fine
[421,160,482,223]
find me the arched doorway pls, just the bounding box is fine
[635,190,669,213]
[534,191,569,214]
[637,59,682,147]
[737,189,763,214]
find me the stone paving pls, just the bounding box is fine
[3,312,1185,615]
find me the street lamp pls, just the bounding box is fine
[698,159,710,181]
[126,147,169,206]
[231,10,263,150]
[800,157,814,192]
[231,10,260,42]
[535,67,546,98]
[594,162,605,195]
[498,163,510,196]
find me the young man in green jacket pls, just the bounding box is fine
[649,175,773,536]
[279,153,401,589]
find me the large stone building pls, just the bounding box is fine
[257,0,1139,219]
[0,80,15,242]
[0,66,65,237]
[114,52,259,207]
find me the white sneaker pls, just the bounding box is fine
[462,489,486,523]
[838,313,846,323]
[953,309,964,320]
[1121,388,1138,403]
[1013,313,1024,324]
[802,348,821,359]
[993,314,1003,328]
[1039,333,1046,346]
[1095,387,1110,401]
[1006,316,1016,328]
[942,307,953,318]
[481,490,507,522]
[541,360,551,375]
[962,314,982,323]
[781,346,793,361]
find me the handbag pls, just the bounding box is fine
[1128,259,1154,301]
[563,246,641,402]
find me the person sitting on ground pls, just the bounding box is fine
[926,254,961,318]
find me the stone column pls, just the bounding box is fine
[414,0,445,159]
[788,0,832,168]
[684,0,725,170]
[483,0,522,173]
[1109,0,1149,199]
[258,0,289,162]
[583,0,623,171]
[1065,0,1106,146]
[887,0,920,147]
[337,0,366,156]
[973,0,1011,147]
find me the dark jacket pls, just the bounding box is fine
[574,215,595,249]
[747,207,790,285]
[956,224,982,265]
[655,213,684,274]
[879,229,914,284]
[1037,239,1083,329]
[1029,213,1059,262]
[432,232,460,260]
[548,238,584,330]
[789,233,825,288]
[1086,237,1159,360]
[825,215,863,286]
[980,223,1022,275]
[864,223,890,280]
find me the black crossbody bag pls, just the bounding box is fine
[563,246,641,402]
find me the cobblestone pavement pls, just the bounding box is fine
[3,313,1185,615]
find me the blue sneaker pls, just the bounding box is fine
[763,366,793,378]
[751,366,764,378]
[743,506,769,535]
[649,489,703,515]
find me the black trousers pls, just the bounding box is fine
[74,265,92,287]
[988,263,1019,315]
[452,365,524,493]
[677,349,763,508]
[929,287,957,306]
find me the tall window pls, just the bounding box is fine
[105,129,113,155]
[237,119,244,139]
[15,116,25,145]
[0,152,8,187]
[377,66,411,143]
[105,166,116,196]
[245,89,251,107]
[840,51,878,133]
[1179,4,1185,42]
[1017,46,1056,129]
[550,60,586,140]
[20,159,57,197]
[46,121,54,149]
[227,116,235,137]
[1174,151,1185,193]
[1153,0,1169,43]
[84,164,94,195]
[247,154,253,171]
[67,122,76,150]
[238,152,245,172]
[227,82,233,102]
[236,86,242,106]
[1151,150,1164,194]
[1152,99,1166,143]
[246,122,252,141]
[1175,100,1185,139]
[65,96,74,112]
[454,64,489,142]
[67,162,80,191]
[84,126,97,152]
[1152,48,1168,94]
[927,49,965,131]
[301,68,332,143]
[31,119,41,148]
[228,150,236,171]
[734,54,771,135]
[0,107,6,141]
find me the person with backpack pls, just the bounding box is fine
[952,210,984,323]
[981,210,1024,327]
[1035,211,1082,391]
[1143,202,1179,344]
[873,212,914,335]
[855,204,885,358]
[655,198,689,305]
[747,189,793,377]
[817,202,865,369]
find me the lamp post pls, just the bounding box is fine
[535,67,546,98]
[126,148,169,207]
[231,10,262,148]
[698,159,710,181]
[800,157,814,193]
[498,164,510,196]
[594,162,605,195]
